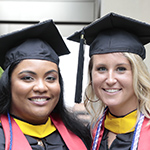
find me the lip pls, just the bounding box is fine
[102,88,122,94]
[28,96,51,105]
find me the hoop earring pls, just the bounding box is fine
[85,82,100,102]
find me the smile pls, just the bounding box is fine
[29,98,50,102]
[103,89,121,93]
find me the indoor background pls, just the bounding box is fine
[0,1,150,120]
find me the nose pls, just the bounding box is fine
[33,79,48,93]
[105,70,117,86]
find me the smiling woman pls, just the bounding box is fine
[10,59,60,125]
[91,53,137,116]
[0,20,91,150]
[68,12,150,150]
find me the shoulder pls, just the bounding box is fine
[138,117,150,149]
[140,117,150,136]
[0,123,5,149]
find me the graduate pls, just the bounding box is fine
[0,19,91,150]
[68,12,150,150]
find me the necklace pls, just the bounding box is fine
[92,108,144,150]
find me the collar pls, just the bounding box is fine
[104,110,137,134]
[14,117,56,138]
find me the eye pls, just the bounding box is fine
[116,67,126,72]
[21,76,34,81]
[98,67,107,72]
[46,76,57,82]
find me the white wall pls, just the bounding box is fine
[0,0,97,36]
[0,0,95,22]
[60,39,90,107]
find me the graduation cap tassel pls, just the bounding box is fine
[75,30,85,103]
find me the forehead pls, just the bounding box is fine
[13,59,58,73]
[92,52,130,64]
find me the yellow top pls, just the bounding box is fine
[104,110,137,134]
[14,117,56,138]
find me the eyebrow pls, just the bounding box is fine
[45,70,58,75]
[97,63,130,66]
[18,70,58,75]
[116,63,130,66]
[18,70,36,75]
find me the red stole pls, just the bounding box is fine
[0,114,87,150]
[91,116,150,150]
[50,113,87,150]
[1,115,31,150]
[138,117,150,150]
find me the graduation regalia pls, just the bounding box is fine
[0,113,87,150]
[0,17,88,149]
[91,113,150,150]
[68,12,150,150]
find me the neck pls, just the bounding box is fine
[108,105,137,116]
[10,114,48,125]
[108,96,138,116]
[109,109,137,118]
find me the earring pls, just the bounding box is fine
[85,82,99,102]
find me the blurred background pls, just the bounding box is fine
[0,0,150,124]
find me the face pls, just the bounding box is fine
[10,59,60,124]
[91,53,138,116]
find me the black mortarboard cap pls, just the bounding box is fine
[67,12,150,103]
[0,19,70,70]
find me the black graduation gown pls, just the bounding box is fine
[99,128,134,150]
[0,123,68,150]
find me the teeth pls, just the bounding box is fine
[30,98,47,102]
[105,89,119,93]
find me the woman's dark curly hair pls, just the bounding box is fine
[0,60,91,149]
